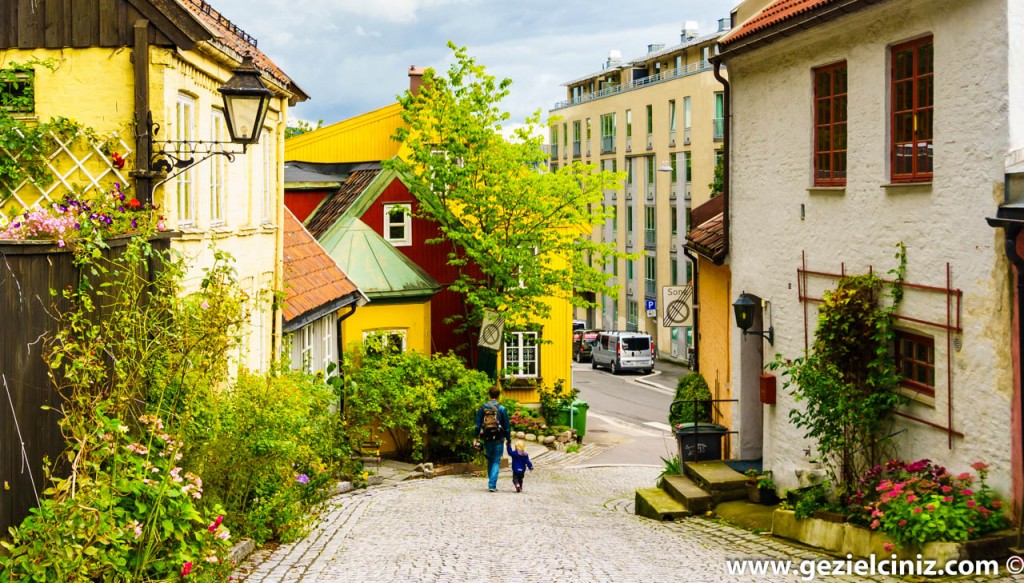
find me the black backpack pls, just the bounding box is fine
[480,403,503,442]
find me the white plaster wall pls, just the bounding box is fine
[726,0,1014,494]
[1010,0,1024,154]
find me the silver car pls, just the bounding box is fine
[591,331,654,374]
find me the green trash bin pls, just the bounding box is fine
[550,406,572,428]
[674,422,727,462]
[569,401,589,439]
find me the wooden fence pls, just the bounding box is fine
[0,233,172,536]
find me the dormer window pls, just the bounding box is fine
[383,203,412,246]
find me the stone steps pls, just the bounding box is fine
[660,474,713,515]
[683,460,748,502]
[634,488,689,521]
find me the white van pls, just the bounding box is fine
[591,331,654,374]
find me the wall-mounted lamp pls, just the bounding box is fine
[733,292,774,345]
[658,160,672,173]
[149,54,273,180]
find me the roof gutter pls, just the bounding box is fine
[717,0,884,60]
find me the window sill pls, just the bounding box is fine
[261,222,277,230]
[176,228,205,241]
[898,386,935,408]
[807,186,845,195]
[881,182,932,194]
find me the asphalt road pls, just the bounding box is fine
[570,358,689,468]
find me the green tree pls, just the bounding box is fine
[386,42,628,337]
[284,118,324,139]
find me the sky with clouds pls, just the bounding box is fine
[208,0,738,130]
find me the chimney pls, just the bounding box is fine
[682,21,699,41]
[647,43,665,54]
[408,65,425,95]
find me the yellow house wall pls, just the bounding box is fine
[1,46,292,374]
[285,103,403,163]
[340,301,432,355]
[697,257,733,438]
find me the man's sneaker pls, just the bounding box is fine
[515,484,522,493]
[488,488,497,492]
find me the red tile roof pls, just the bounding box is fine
[686,212,726,263]
[283,208,360,324]
[721,0,833,46]
[304,169,381,239]
[179,0,307,101]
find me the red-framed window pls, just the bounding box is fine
[895,330,935,396]
[891,36,934,182]
[813,62,847,186]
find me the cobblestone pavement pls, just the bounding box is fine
[234,464,1024,583]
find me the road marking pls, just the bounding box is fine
[643,421,673,433]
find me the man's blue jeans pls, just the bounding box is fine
[483,440,504,489]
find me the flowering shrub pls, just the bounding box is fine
[0,183,162,246]
[0,412,232,581]
[849,459,1008,548]
[509,409,544,434]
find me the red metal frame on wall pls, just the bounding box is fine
[797,251,964,447]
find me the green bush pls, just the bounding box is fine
[669,373,712,426]
[536,379,578,426]
[195,366,351,543]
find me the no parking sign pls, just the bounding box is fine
[662,286,694,327]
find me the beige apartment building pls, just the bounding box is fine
[552,19,730,360]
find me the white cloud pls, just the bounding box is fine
[355,25,382,38]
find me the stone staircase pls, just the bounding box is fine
[635,460,749,521]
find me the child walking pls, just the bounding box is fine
[506,439,533,493]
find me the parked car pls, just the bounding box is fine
[591,331,655,374]
[572,319,587,332]
[572,329,602,362]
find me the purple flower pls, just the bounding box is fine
[296,473,309,484]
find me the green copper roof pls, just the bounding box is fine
[318,216,440,301]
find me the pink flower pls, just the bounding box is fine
[993,500,1002,508]
[883,542,895,553]
[912,507,923,514]
[957,472,973,481]
[898,519,907,526]
[905,494,918,503]
[941,485,953,494]
[967,500,976,509]
[870,519,880,529]
[181,561,193,577]
[961,489,974,497]
[925,504,935,511]
[200,300,210,310]
[943,496,953,503]
[208,515,224,533]
[971,461,989,472]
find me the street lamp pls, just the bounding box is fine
[149,54,273,179]
[732,292,774,345]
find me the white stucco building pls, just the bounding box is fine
[718,0,1022,499]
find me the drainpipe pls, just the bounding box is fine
[683,246,701,372]
[712,58,730,259]
[335,300,360,414]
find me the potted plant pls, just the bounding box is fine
[745,470,780,505]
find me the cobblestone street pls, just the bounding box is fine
[233,461,1024,583]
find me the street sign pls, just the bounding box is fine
[478,310,505,350]
[646,309,657,318]
[662,285,694,327]
[645,298,656,311]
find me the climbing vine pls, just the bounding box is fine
[768,243,909,495]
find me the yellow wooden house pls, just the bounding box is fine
[0,0,308,374]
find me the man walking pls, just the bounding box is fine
[474,385,511,492]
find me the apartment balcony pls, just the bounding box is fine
[669,129,676,147]
[573,141,581,158]
[551,61,716,111]
[669,183,677,201]
[627,233,634,249]
[626,135,632,153]
[646,133,653,150]
[713,118,724,142]
[644,228,656,249]
[685,181,692,201]
[626,186,634,201]
[645,184,655,202]
[645,279,656,297]
[670,233,678,251]
[601,136,615,154]
[684,127,691,145]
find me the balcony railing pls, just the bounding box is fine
[684,127,691,145]
[646,185,655,201]
[552,60,716,111]
[669,129,676,147]
[625,135,632,152]
[646,134,653,150]
[601,136,615,154]
[645,278,656,297]
[713,118,724,141]
[670,185,677,201]
[626,186,633,200]
[644,228,656,248]
[685,181,692,200]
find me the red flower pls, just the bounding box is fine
[181,561,193,577]
[128,197,141,209]
[111,152,126,169]
[208,514,224,533]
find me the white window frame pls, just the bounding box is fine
[301,326,314,373]
[175,94,196,225]
[504,331,539,378]
[383,203,413,246]
[261,133,273,224]
[210,109,227,226]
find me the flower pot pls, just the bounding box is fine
[746,482,780,505]
[759,373,777,405]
